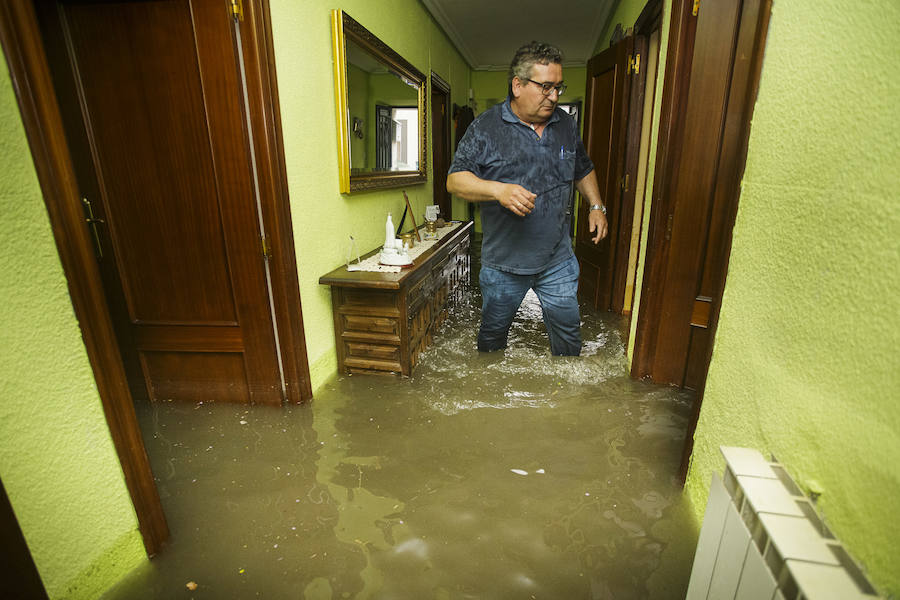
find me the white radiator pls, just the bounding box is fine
[686,447,880,600]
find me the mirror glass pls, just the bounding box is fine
[332,10,427,193]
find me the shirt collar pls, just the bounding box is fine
[501,97,561,127]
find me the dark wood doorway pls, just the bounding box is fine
[0,0,311,554]
[575,2,660,319]
[430,72,451,220]
[633,0,771,392]
[574,35,638,313]
[1,477,48,600]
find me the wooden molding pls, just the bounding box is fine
[244,0,313,403]
[631,0,697,380]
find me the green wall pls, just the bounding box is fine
[0,60,146,599]
[269,0,470,387]
[595,0,648,54]
[685,0,900,595]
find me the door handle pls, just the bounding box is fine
[81,197,105,258]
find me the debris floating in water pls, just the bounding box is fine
[510,469,528,476]
[186,581,198,591]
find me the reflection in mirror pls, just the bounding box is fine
[332,10,427,193]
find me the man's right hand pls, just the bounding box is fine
[446,172,536,216]
[495,183,536,217]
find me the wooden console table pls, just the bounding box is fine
[319,221,473,376]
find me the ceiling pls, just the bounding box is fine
[420,0,618,71]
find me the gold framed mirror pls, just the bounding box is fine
[331,10,428,193]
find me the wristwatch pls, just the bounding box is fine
[590,204,607,215]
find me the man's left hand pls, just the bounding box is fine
[590,210,608,244]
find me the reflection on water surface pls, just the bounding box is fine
[103,284,696,600]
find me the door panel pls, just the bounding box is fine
[575,37,632,312]
[51,0,283,404]
[646,0,740,387]
[633,0,770,390]
[1,477,49,599]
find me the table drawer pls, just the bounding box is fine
[342,313,399,337]
[345,341,400,362]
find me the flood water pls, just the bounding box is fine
[102,274,698,599]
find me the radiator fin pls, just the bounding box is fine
[686,446,880,600]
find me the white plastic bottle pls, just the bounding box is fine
[384,212,395,251]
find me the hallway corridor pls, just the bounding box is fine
[101,281,698,599]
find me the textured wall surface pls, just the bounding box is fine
[269,0,470,388]
[0,62,145,598]
[686,0,900,595]
[595,0,649,54]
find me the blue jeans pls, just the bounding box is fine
[478,254,581,356]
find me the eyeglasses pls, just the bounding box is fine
[522,78,566,96]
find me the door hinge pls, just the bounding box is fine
[261,235,272,260]
[629,53,641,75]
[665,213,674,241]
[692,0,700,17]
[230,0,243,21]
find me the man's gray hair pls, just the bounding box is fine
[508,41,563,90]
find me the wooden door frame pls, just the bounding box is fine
[1,476,49,599]
[629,0,772,482]
[0,0,310,555]
[611,33,647,314]
[238,0,313,405]
[631,0,698,381]
[430,71,451,220]
[619,0,661,317]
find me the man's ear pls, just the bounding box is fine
[511,77,522,99]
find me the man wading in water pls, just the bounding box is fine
[447,41,608,356]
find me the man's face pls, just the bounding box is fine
[513,62,563,124]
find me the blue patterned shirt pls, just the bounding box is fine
[449,98,594,274]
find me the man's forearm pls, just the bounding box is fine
[577,169,609,242]
[447,171,537,217]
[575,170,603,207]
[446,171,502,202]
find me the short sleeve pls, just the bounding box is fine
[448,120,489,178]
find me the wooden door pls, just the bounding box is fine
[633,0,772,391]
[575,37,633,312]
[37,0,284,405]
[1,478,48,599]
[430,72,451,220]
